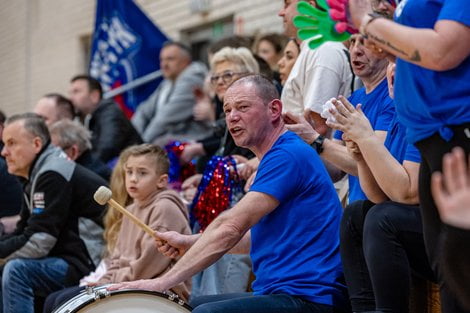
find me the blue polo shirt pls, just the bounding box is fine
[384,113,421,164]
[394,0,470,143]
[334,79,395,202]
[249,131,346,308]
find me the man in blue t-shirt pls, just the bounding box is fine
[109,75,348,313]
[326,61,436,312]
[284,34,394,203]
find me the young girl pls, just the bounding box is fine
[44,144,191,312]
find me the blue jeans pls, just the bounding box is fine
[191,293,339,313]
[191,254,252,299]
[0,258,69,313]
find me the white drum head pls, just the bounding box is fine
[54,289,191,313]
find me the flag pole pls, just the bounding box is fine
[103,69,163,99]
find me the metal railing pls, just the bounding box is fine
[103,69,163,99]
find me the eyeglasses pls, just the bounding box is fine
[210,71,246,86]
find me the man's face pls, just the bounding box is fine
[278,0,299,38]
[68,79,97,116]
[223,83,271,150]
[160,45,190,81]
[34,97,59,126]
[349,34,387,79]
[1,120,42,178]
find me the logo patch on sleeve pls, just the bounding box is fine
[32,192,45,214]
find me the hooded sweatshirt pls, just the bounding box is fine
[97,188,191,301]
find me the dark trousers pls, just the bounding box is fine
[190,292,340,313]
[340,200,434,313]
[43,285,84,313]
[415,123,470,312]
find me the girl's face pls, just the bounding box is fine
[257,40,280,69]
[124,155,165,204]
[277,40,300,85]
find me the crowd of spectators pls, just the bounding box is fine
[0,0,468,312]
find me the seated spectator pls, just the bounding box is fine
[33,93,75,126]
[109,75,348,313]
[131,42,211,145]
[327,62,434,312]
[69,75,142,163]
[0,110,22,234]
[181,47,259,168]
[277,38,300,86]
[284,34,394,188]
[44,144,192,312]
[0,159,22,234]
[0,113,107,313]
[253,33,288,85]
[175,48,263,299]
[49,120,111,181]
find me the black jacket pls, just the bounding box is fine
[89,99,142,163]
[0,154,22,218]
[0,145,107,285]
[76,149,111,182]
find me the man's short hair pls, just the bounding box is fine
[70,75,103,98]
[162,41,192,60]
[122,143,170,175]
[49,120,92,154]
[231,74,280,104]
[43,93,75,120]
[0,110,6,126]
[6,113,50,147]
[210,47,260,75]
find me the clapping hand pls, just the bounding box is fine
[326,95,375,143]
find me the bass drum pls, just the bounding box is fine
[52,286,192,313]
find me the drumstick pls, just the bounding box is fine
[94,186,160,241]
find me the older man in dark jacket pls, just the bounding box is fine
[1,113,107,313]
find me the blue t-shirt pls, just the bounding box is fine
[334,79,395,202]
[384,113,421,164]
[249,131,346,307]
[394,0,470,143]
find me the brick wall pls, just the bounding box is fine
[0,0,283,117]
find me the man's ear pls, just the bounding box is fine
[68,144,81,161]
[33,137,43,153]
[156,173,169,189]
[90,89,101,105]
[269,99,283,120]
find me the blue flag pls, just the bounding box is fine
[89,0,168,118]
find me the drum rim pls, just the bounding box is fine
[56,289,192,312]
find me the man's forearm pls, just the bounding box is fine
[321,139,358,176]
[357,159,388,203]
[229,231,251,254]
[159,217,246,290]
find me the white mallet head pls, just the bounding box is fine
[94,186,113,205]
